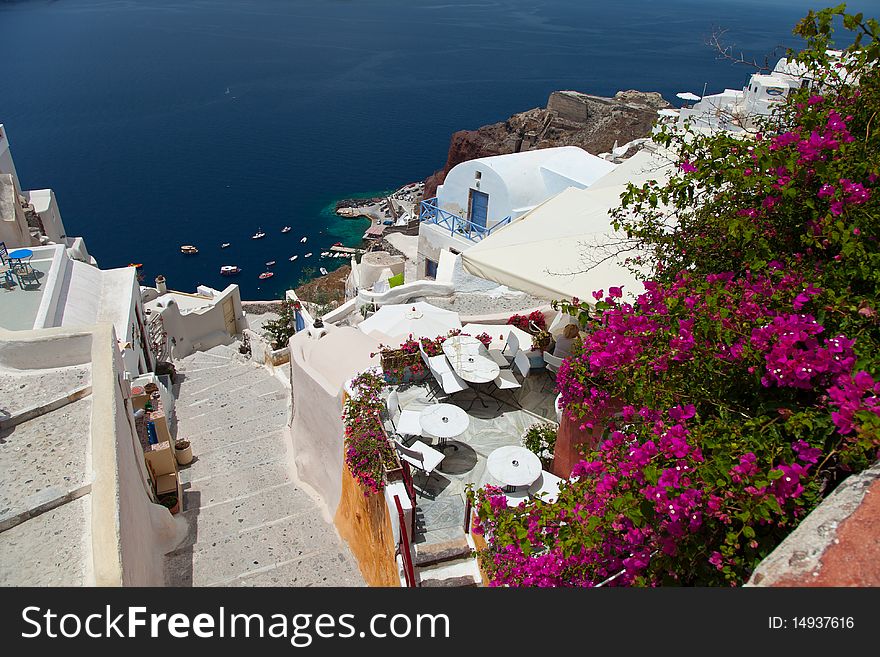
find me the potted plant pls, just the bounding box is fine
[174,439,193,466]
[159,493,179,514]
[521,422,557,469]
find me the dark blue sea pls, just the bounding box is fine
[0,0,867,298]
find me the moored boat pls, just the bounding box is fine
[281,226,292,233]
[128,262,143,268]
[266,260,276,266]
[221,242,231,248]
[180,245,198,254]
[258,271,274,280]
[220,265,241,275]
[304,252,312,258]
[252,229,266,239]
[319,267,329,275]
[289,254,298,261]
[300,236,307,243]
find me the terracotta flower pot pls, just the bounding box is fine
[174,440,193,466]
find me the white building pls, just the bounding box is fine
[676,53,842,133]
[0,124,21,191]
[418,146,616,279]
[0,242,155,378]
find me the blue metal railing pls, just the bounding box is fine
[419,197,512,242]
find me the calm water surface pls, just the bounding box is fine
[0,0,863,297]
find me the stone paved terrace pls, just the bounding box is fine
[164,344,363,586]
[394,372,558,546]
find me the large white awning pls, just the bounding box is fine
[461,148,674,303]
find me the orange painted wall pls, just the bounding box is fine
[334,463,400,587]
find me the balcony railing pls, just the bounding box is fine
[419,197,512,242]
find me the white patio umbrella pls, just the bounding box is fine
[358,301,462,342]
[676,91,701,102]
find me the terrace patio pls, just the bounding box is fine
[389,371,559,546]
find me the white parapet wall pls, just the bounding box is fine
[0,324,184,586]
[287,324,382,516]
[356,279,455,308]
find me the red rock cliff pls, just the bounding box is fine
[422,89,670,199]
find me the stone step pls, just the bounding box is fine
[174,393,287,436]
[165,510,344,586]
[419,575,479,588]
[179,431,288,481]
[413,535,472,568]
[179,459,292,509]
[179,408,289,445]
[177,482,320,548]
[176,364,275,397]
[226,548,364,587]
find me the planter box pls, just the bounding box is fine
[382,365,427,385]
[525,349,547,370]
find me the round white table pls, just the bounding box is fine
[442,335,500,384]
[487,446,542,489]
[420,403,469,451]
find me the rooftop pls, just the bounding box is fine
[0,245,58,331]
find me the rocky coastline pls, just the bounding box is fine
[302,88,668,306]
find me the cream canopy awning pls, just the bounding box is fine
[461,148,674,303]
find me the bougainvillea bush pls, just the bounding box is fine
[470,7,880,586]
[342,370,397,495]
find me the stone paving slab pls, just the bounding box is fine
[180,459,293,508]
[0,494,89,586]
[178,483,322,546]
[166,512,346,586]
[0,397,92,527]
[178,432,287,480]
[229,547,364,587]
[0,364,91,420]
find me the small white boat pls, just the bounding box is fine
[180,245,198,254]
[281,226,292,233]
[252,229,266,239]
[300,237,307,243]
[289,255,298,261]
[220,265,241,275]
[266,260,276,266]
[304,252,312,258]
[221,242,231,249]
[321,252,329,257]
[319,267,329,276]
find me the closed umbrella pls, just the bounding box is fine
[294,307,305,332]
[358,301,461,342]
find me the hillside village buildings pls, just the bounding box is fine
[1,51,876,587]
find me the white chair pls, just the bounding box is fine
[425,353,469,397]
[385,390,424,439]
[488,331,520,367]
[543,351,564,374]
[491,350,530,403]
[437,366,469,395]
[395,440,445,479]
[527,470,564,503]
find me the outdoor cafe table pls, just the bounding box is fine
[8,248,33,268]
[442,335,500,384]
[419,403,469,451]
[487,445,542,490]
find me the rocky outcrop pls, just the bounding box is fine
[422,90,670,199]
